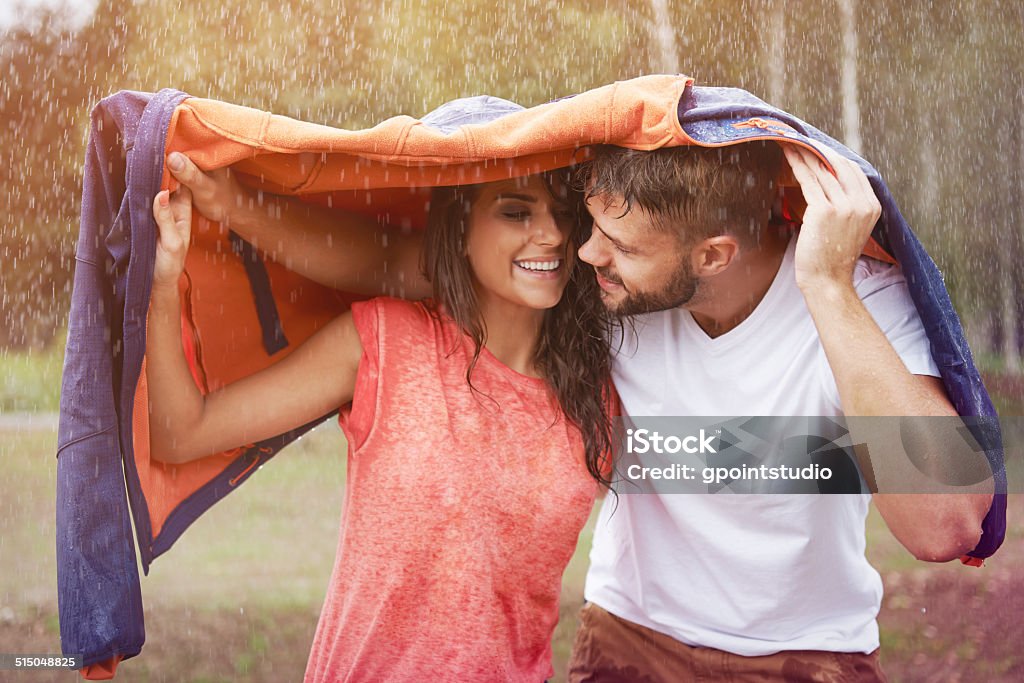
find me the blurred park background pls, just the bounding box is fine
[0,0,1021,681]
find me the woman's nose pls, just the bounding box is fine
[531,210,564,247]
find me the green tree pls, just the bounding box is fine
[0,1,128,348]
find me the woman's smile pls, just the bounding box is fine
[514,257,565,279]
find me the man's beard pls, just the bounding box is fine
[598,259,699,318]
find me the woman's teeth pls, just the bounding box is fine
[515,259,562,272]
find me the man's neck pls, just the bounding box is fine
[687,230,791,338]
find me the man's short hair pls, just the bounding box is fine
[579,141,783,245]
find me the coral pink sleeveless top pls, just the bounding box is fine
[304,298,598,682]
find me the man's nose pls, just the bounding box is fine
[577,231,607,266]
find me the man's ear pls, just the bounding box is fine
[690,235,740,276]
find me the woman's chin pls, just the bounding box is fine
[527,285,569,310]
[532,294,565,309]
[506,292,564,312]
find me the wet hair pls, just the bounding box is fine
[421,170,617,489]
[577,142,783,246]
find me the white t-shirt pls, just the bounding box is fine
[586,237,940,656]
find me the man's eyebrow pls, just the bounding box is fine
[592,221,635,251]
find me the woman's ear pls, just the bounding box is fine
[690,235,740,276]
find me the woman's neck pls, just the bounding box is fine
[476,297,546,378]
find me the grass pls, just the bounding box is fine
[4,421,1023,681]
[0,331,65,413]
[141,423,348,612]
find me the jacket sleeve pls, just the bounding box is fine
[56,94,148,678]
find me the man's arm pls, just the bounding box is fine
[784,144,993,562]
[166,152,431,299]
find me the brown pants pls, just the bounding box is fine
[568,603,888,683]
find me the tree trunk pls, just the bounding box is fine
[915,109,940,236]
[766,1,786,105]
[1003,84,1023,374]
[998,239,1021,373]
[838,0,862,152]
[648,0,678,73]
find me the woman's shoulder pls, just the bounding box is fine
[350,296,446,341]
[350,296,430,319]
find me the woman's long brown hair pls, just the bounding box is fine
[421,170,617,488]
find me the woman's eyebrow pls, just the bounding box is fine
[493,192,539,203]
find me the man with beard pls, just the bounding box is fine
[565,141,992,681]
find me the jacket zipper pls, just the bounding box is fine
[229,446,274,486]
[181,268,210,393]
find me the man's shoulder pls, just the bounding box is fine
[852,256,906,299]
[610,308,685,354]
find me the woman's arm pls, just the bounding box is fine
[166,152,430,299]
[147,188,364,465]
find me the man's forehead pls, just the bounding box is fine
[584,188,627,212]
[585,192,651,232]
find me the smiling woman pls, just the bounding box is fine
[145,159,617,681]
[422,173,585,382]
[466,177,575,314]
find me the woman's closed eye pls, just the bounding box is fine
[502,208,532,221]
